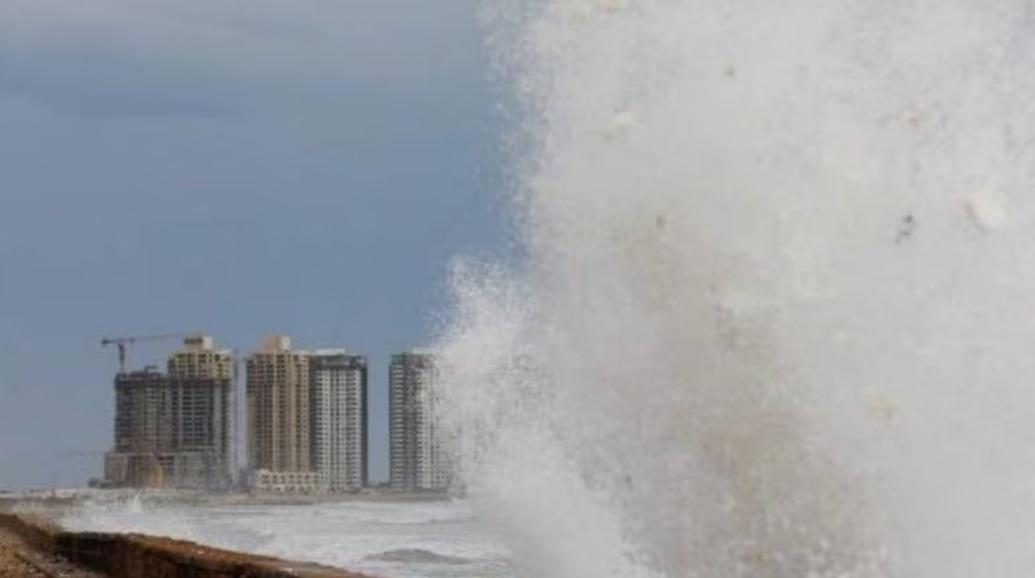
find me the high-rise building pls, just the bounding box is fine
[246,335,319,491]
[389,350,451,492]
[104,335,235,489]
[310,350,368,492]
[110,369,174,454]
[166,335,235,486]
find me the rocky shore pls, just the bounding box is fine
[0,504,376,578]
[0,520,103,577]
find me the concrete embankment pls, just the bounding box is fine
[0,511,376,578]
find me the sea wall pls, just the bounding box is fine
[0,510,375,578]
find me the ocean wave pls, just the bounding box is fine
[364,548,470,565]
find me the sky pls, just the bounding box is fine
[0,0,512,489]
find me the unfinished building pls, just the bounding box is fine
[104,335,235,490]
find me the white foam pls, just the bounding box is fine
[60,495,512,578]
[437,1,1035,577]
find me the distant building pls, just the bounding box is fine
[104,335,235,489]
[389,350,451,492]
[310,350,368,492]
[166,335,236,487]
[246,335,312,477]
[105,368,173,488]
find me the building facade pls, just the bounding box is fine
[389,350,451,492]
[104,335,235,489]
[310,350,368,492]
[166,335,235,487]
[246,335,313,479]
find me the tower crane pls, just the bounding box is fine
[100,334,189,374]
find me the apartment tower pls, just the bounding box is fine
[310,350,368,492]
[245,335,322,493]
[166,334,235,487]
[246,335,312,475]
[389,350,451,491]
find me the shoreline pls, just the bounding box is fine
[0,498,381,578]
[2,487,457,523]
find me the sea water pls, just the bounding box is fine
[60,494,513,578]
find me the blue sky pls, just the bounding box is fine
[0,0,511,488]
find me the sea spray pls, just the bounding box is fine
[435,1,1035,577]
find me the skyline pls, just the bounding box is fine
[97,331,459,492]
[0,0,513,490]
[101,332,388,490]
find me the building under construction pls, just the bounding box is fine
[103,335,235,490]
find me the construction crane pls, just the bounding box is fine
[100,334,188,374]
